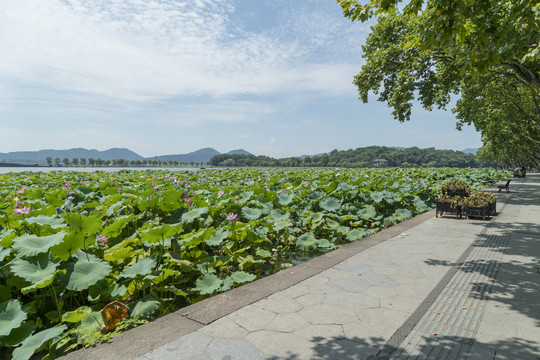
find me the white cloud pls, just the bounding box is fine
[0,0,366,101]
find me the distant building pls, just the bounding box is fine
[373,158,388,167]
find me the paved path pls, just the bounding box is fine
[62,174,540,360]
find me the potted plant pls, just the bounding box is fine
[463,191,498,220]
[441,179,471,198]
[436,194,464,218]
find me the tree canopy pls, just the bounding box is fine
[338,0,540,167]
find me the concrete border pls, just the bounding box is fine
[60,209,436,359]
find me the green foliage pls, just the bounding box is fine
[0,168,509,358]
[338,0,540,167]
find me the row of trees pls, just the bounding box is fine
[44,157,204,167]
[209,146,480,168]
[338,0,540,167]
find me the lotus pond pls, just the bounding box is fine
[0,167,510,359]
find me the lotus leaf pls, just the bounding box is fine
[181,207,208,225]
[12,231,66,258]
[67,214,102,235]
[130,296,160,318]
[269,209,289,221]
[241,207,263,220]
[393,209,412,221]
[320,197,341,212]
[277,193,294,205]
[346,229,370,241]
[61,306,92,323]
[230,271,256,284]
[357,205,377,220]
[66,251,112,291]
[370,192,385,203]
[205,230,229,246]
[101,214,135,237]
[12,325,67,360]
[0,229,17,247]
[50,232,85,261]
[196,273,222,295]
[24,215,66,229]
[120,257,156,278]
[140,224,181,244]
[1,321,35,347]
[0,300,27,337]
[0,246,11,262]
[296,233,318,251]
[10,254,59,289]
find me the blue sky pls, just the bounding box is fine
[0,0,481,158]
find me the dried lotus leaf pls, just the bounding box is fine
[100,300,128,333]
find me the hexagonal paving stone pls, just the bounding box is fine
[228,305,277,332]
[203,338,264,360]
[323,292,380,310]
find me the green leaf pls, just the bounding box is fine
[196,273,222,295]
[357,205,377,220]
[1,321,35,347]
[0,300,27,337]
[319,197,341,212]
[308,212,324,223]
[0,246,11,262]
[24,215,66,229]
[205,230,229,246]
[393,208,412,221]
[241,207,263,221]
[12,231,66,258]
[10,254,59,289]
[269,209,290,221]
[230,271,256,284]
[277,193,294,205]
[370,192,385,203]
[255,249,272,258]
[181,207,208,225]
[140,224,181,244]
[101,214,135,237]
[12,325,67,360]
[62,306,92,323]
[68,214,102,235]
[130,296,160,318]
[50,232,85,261]
[120,257,156,278]
[66,250,112,291]
[317,238,336,249]
[346,229,370,241]
[296,233,318,251]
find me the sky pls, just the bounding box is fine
[0,0,482,158]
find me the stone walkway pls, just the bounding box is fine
[62,174,540,360]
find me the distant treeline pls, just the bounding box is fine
[208,146,481,168]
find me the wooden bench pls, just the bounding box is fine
[498,179,511,192]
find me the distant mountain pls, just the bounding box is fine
[149,148,221,163]
[461,148,478,155]
[0,148,143,165]
[226,149,252,155]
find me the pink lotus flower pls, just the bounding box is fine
[234,195,239,199]
[13,207,30,215]
[67,196,75,200]
[304,183,309,187]
[217,190,225,197]
[117,188,122,193]
[225,213,237,221]
[98,235,108,243]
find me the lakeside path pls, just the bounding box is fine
[61,174,540,360]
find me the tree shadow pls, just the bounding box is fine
[262,334,540,359]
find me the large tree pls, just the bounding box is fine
[338,0,540,166]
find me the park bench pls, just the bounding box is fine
[498,179,511,193]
